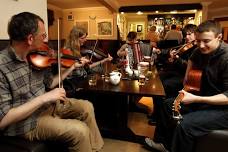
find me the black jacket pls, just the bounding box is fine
[190,41,228,97]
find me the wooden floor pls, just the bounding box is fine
[101,138,151,152]
[100,112,156,152]
[128,112,155,139]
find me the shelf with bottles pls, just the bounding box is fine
[148,14,195,39]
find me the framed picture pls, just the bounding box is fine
[96,19,113,36]
[75,20,89,36]
[67,14,74,21]
[137,24,143,32]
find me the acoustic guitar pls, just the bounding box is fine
[172,69,202,122]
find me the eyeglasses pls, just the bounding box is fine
[41,33,47,39]
[33,32,47,39]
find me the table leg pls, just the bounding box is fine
[96,94,145,144]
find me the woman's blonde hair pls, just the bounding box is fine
[65,26,87,57]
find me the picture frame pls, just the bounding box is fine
[67,14,74,21]
[96,19,113,36]
[75,20,89,36]
[137,24,143,32]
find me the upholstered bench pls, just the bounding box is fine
[0,136,67,152]
[195,130,228,152]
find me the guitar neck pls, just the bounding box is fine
[173,92,184,113]
[172,69,202,120]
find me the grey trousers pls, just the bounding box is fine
[23,98,104,152]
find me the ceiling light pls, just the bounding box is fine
[155,11,159,13]
[121,12,124,14]
[170,10,177,14]
[136,11,143,15]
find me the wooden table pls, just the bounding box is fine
[70,64,165,143]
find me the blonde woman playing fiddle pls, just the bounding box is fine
[64,26,113,79]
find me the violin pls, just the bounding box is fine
[27,43,80,69]
[80,47,108,62]
[168,42,194,62]
[80,39,108,62]
[171,42,194,55]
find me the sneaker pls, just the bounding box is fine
[144,137,169,152]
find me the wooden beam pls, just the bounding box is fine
[97,0,118,13]
[119,3,202,12]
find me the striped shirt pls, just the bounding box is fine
[0,46,53,136]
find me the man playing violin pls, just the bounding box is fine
[64,26,113,79]
[159,24,198,98]
[0,12,103,152]
[145,20,228,152]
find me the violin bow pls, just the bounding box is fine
[52,18,63,117]
[57,18,63,88]
[89,39,98,62]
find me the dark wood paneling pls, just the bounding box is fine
[0,40,10,51]
[119,3,202,13]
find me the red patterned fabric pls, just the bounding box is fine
[131,43,143,64]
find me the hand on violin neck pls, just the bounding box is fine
[106,54,113,62]
[73,62,84,69]
[80,56,90,64]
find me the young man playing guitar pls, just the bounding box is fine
[144,20,228,152]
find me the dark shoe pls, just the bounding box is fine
[148,119,156,125]
[144,137,169,152]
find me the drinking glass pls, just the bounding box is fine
[137,62,149,85]
[143,56,151,63]
[143,56,154,71]
[138,62,149,76]
[88,74,97,86]
[138,74,146,85]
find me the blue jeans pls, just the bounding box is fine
[154,97,228,152]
